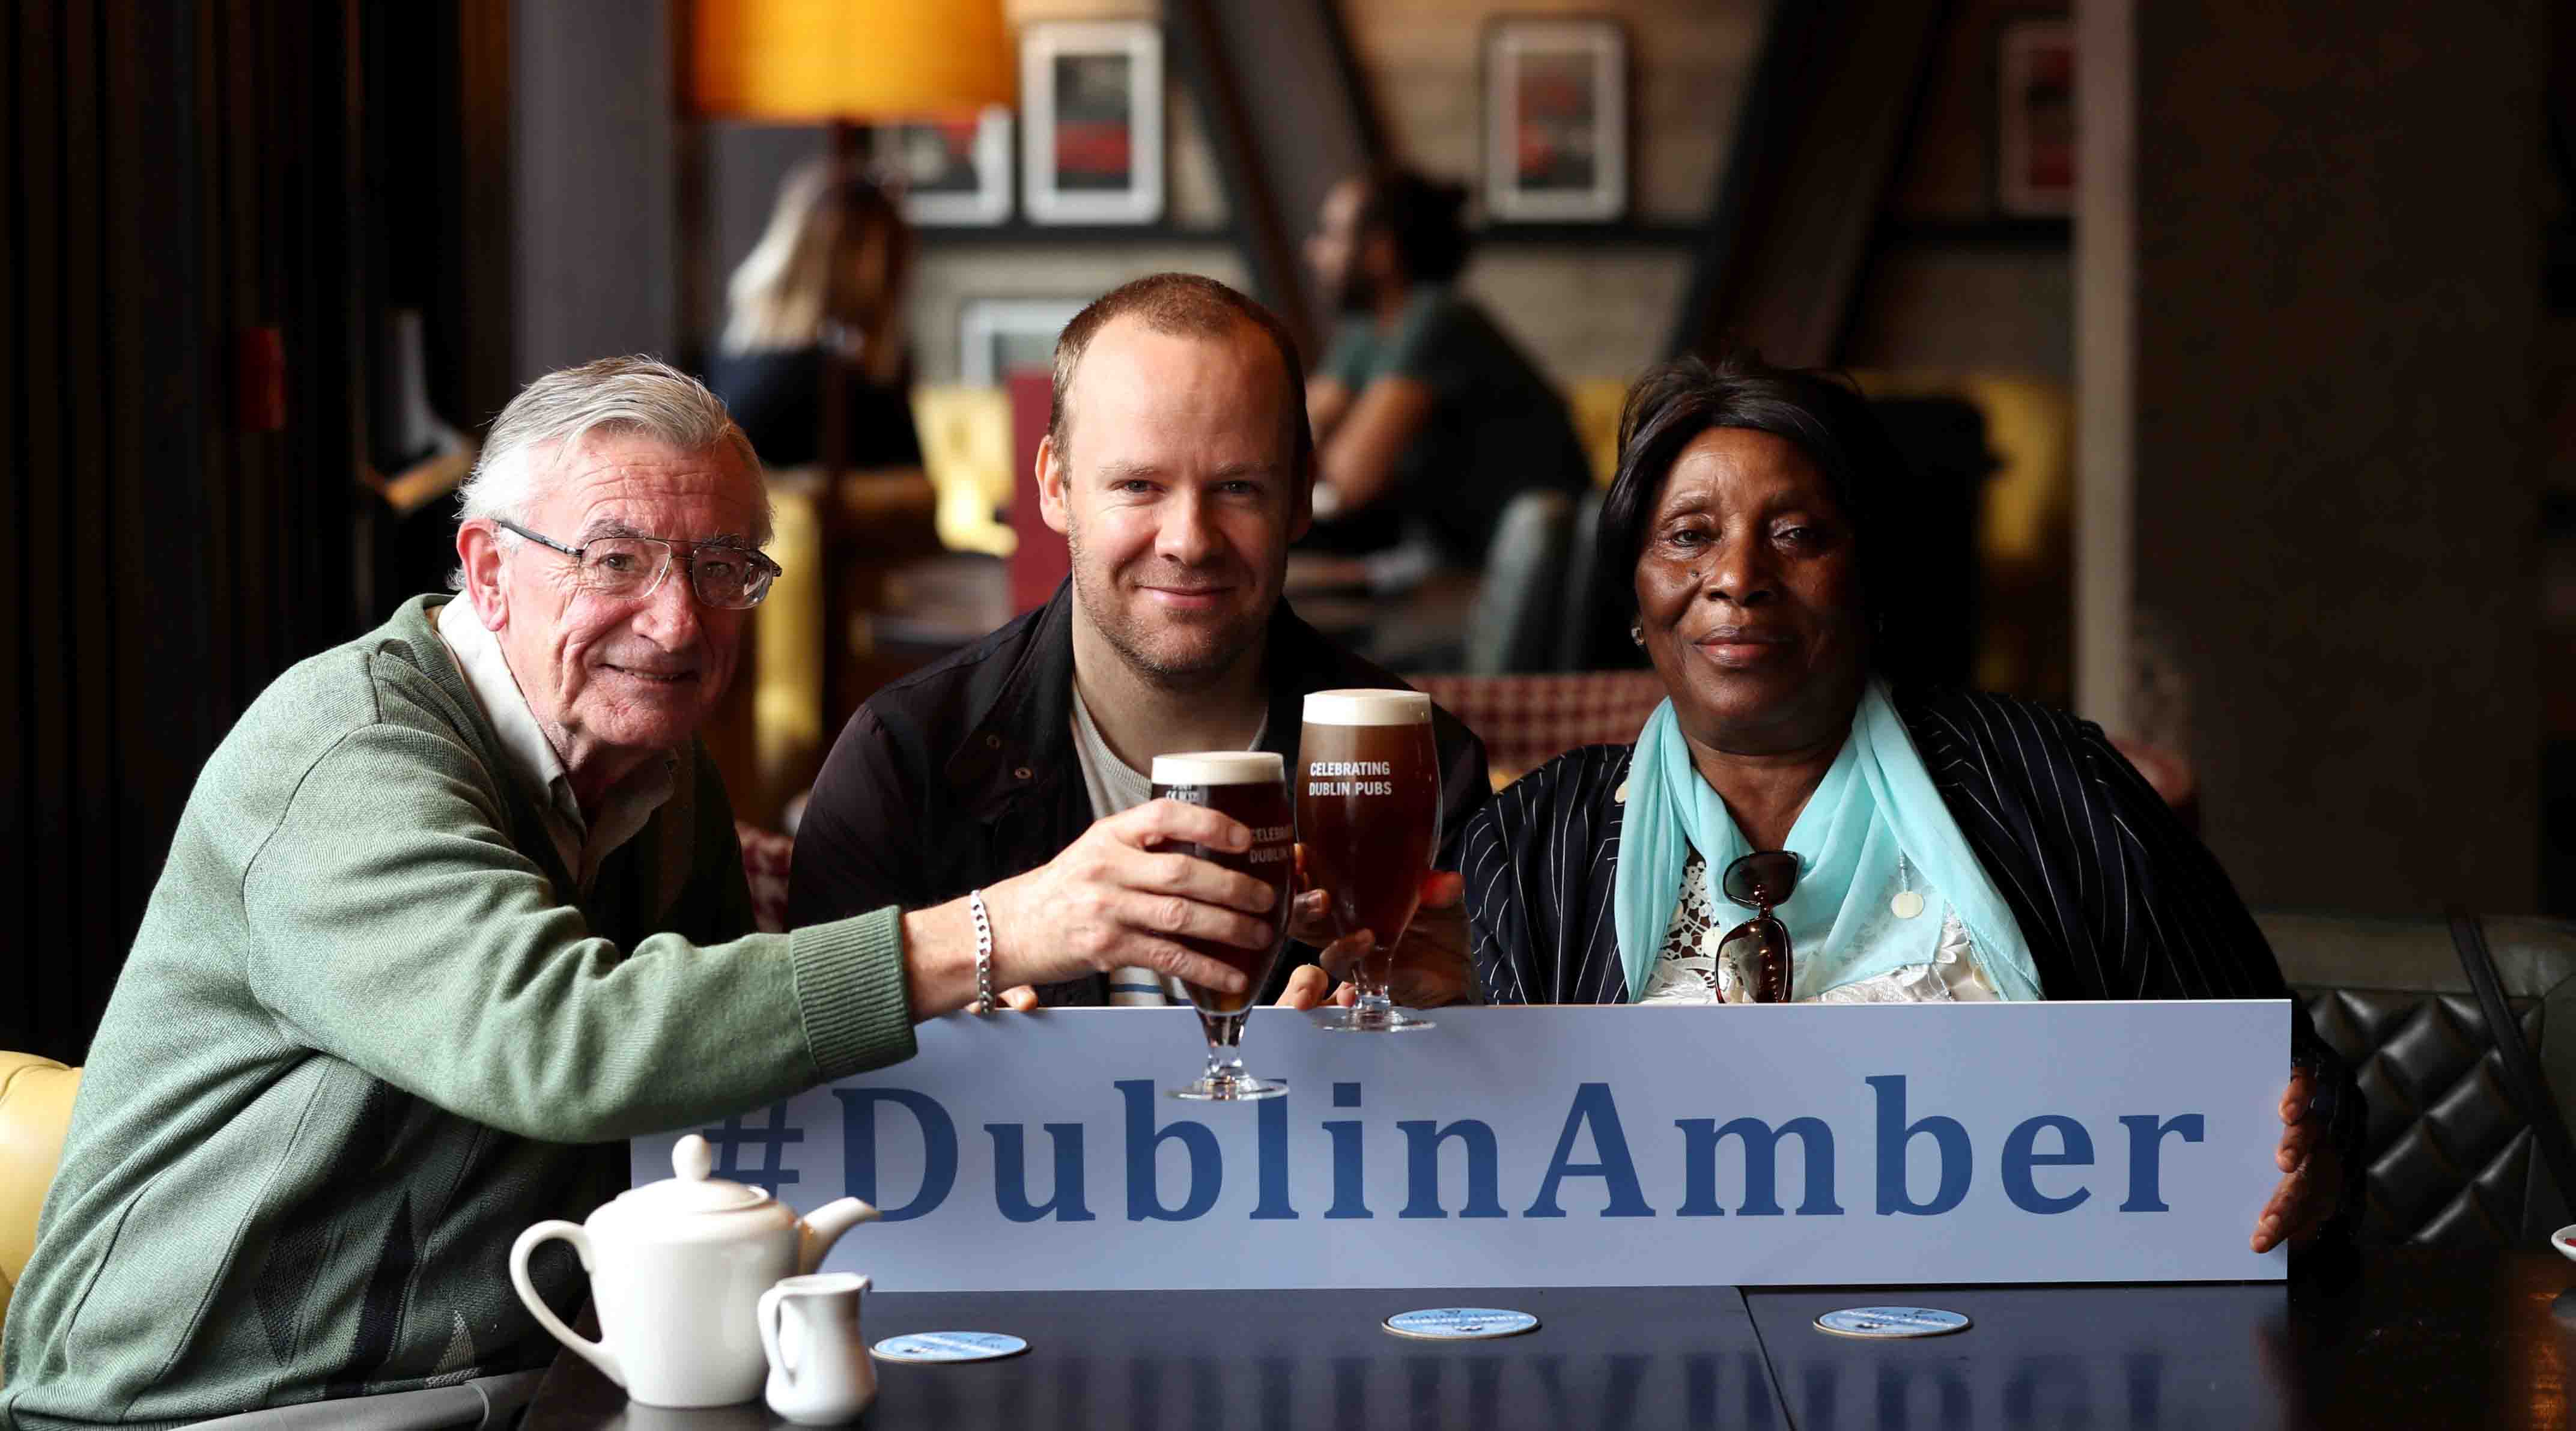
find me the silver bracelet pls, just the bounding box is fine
[967,888,995,1015]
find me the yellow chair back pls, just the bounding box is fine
[753,474,828,821]
[1,1053,82,1356]
[911,385,1018,558]
[1567,377,1629,489]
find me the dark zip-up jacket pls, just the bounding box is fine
[791,580,1492,1005]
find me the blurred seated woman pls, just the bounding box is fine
[1460,351,2353,1254]
[709,161,923,471]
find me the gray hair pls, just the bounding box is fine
[451,356,765,588]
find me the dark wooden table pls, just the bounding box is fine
[521,1252,2574,1430]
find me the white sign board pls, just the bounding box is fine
[634,1003,2289,1290]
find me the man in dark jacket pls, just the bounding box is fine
[792,275,1489,1007]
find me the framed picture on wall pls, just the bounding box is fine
[1021,22,1164,225]
[876,107,1012,226]
[1995,18,2074,216]
[1482,17,1627,223]
[958,298,1089,387]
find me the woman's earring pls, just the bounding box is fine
[1629,622,1645,647]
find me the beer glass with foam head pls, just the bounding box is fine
[1150,752,1296,1101]
[1298,689,1441,1032]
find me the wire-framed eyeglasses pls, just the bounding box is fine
[493,519,782,610]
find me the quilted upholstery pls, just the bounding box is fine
[2262,913,2576,1248]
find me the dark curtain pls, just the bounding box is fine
[4,2,369,1063]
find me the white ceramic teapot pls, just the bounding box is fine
[510,1133,877,1408]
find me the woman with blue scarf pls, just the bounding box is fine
[1460,353,2355,1256]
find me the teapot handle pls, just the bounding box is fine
[510,1221,622,1388]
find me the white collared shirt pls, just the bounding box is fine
[436,595,675,896]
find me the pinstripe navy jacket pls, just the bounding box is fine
[1462,685,2365,1254]
[1463,685,2335,1050]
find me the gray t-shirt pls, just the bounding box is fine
[1068,687,1267,1005]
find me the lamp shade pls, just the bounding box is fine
[685,0,1014,121]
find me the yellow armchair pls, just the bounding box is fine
[1,1053,82,1349]
[1567,377,1629,489]
[911,385,1017,558]
[753,474,829,824]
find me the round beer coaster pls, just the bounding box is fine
[1382,1307,1540,1341]
[870,1331,1028,1364]
[1813,1306,1972,1340]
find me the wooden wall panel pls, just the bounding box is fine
[2129,0,2543,911]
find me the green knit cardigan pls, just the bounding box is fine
[3,596,914,1429]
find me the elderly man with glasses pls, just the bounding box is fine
[1,358,1278,1430]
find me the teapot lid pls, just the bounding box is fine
[613,1134,774,1216]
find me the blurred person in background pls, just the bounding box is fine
[709,160,923,473]
[1301,166,1591,578]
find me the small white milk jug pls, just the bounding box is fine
[760,1272,878,1424]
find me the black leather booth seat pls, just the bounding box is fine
[2261,913,2576,1248]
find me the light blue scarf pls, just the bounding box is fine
[1611,681,2043,1003]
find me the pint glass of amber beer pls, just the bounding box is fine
[1298,688,1440,1032]
[1150,752,1296,1100]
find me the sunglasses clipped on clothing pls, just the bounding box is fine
[1718,849,1799,1003]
